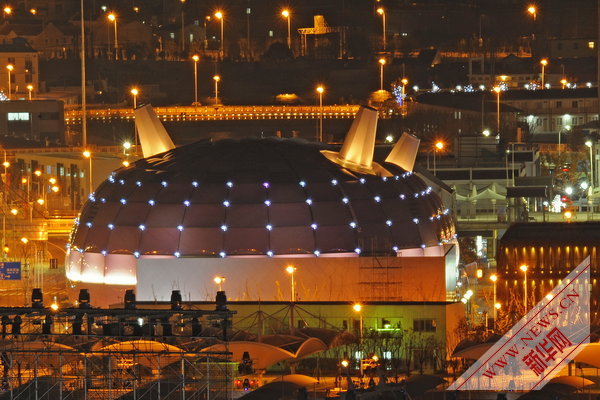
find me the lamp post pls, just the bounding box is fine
[213,75,220,105]
[527,5,537,21]
[83,150,92,194]
[353,303,363,345]
[107,13,118,60]
[490,274,498,327]
[192,55,199,106]
[130,88,138,109]
[493,86,501,135]
[378,58,386,91]
[433,141,444,175]
[180,0,186,53]
[286,265,297,332]
[2,6,11,20]
[586,140,594,191]
[26,85,33,100]
[520,264,528,311]
[540,58,548,88]
[376,7,386,51]
[213,276,225,292]
[316,85,324,142]
[6,64,13,100]
[214,11,224,59]
[281,9,291,49]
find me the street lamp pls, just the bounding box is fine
[213,75,220,105]
[107,13,118,60]
[192,55,200,106]
[586,140,594,192]
[180,0,186,53]
[490,274,498,327]
[286,265,296,302]
[82,150,92,194]
[520,264,528,311]
[527,5,537,21]
[26,84,33,100]
[493,86,501,134]
[376,7,386,51]
[214,11,224,59]
[316,85,324,142]
[281,9,291,49]
[378,58,386,91]
[433,141,444,175]
[213,276,225,292]
[3,7,11,19]
[353,303,363,344]
[6,64,13,100]
[130,88,139,109]
[540,58,548,88]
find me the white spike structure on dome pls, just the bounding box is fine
[134,104,176,158]
[321,105,390,176]
[385,132,420,172]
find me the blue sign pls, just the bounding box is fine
[0,262,21,280]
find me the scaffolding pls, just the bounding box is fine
[0,299,235,399]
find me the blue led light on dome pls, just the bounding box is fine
[264,200,271,206]
[100,198,106,203]
[311,223,318,230]
[85,222,92,228]
[148,200,155,206]
[133,251,140,258]
[426,187,432,193]
[444,209,450,215]
[305,199,313,205]
[392,246,399,252]
[266,224,273,231]
[331,179,338,185]
[161,181,168,187]
[429,216,434,221]
[107,224,114,230]
[354,248,361,254]
[414,193,419,198]
[183,200,190,206]
[101,250,107,256]
[174,251,181,258]
[437,215,441,220]
[118,179,125,185]
[223,200,230,207]
[413,218,419,224]
[88,194,96,202]
[263,182,270,188]
[382,177,388,182]
[77,248,84,253]
[177,225,184,231]
[192,181,199,187]
[299,181,306,187]
[342,197,349,204]
[220,224,228,231]
[399,194,406,200]
[314,250,321,256]
[386,220,392,226]
[219,251,226,258]
[108,176,115,183]
[138,224,146,231]
[349,221,357,228]
[226,181,233,188]
[136,181,142,187]
[374,196,381,202]
[359,178,366,184]
[120,198,127,205]
[267,250,274,257]
[421,244,426,248]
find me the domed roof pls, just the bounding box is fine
[70,138,454,258]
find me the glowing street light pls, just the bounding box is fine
[490,274,498,325]
[26,84,33,100]
[376,7,386,51]
[3,6,11,19]
[586,140,594,190]
[192,55,200,106]
[520,264,528,310]
[316,85,324,142]
[378,58,386,91]
[286,265,297,302]
[353,303,363,343]
[6,64,13,99]
[214,11,224,59]
[213,276,225,291]
[213,75,221,105]
[540,58,548,88]
[527,5,537,21]
[107,13,118,60]
[82,150,93,194]
[130,88,139,109]
[493,86,502,134]
[281,9,291,49]
[433,141,444,175]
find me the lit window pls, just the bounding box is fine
[589,41,595,49]
[7,112,30,121]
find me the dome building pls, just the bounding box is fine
[66,106,458,303]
